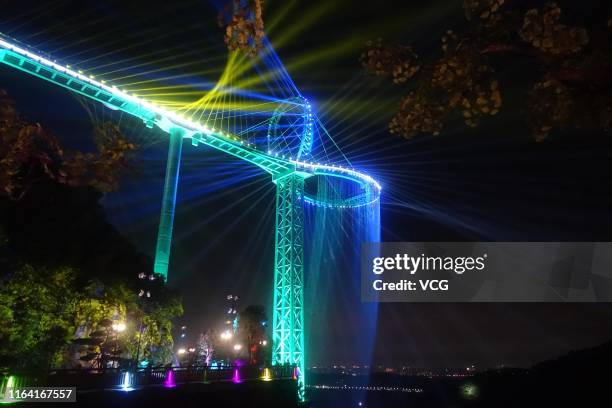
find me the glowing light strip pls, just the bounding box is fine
[292,160,382,191]
[0,36,233,143]
[301,194,380,209]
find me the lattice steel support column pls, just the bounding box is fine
[272,173,306,401]
[154,127,184,281]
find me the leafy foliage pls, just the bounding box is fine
[195,329,216,366]
[68,280,182,369]
[518,3,589,55]
[0,89,148,282]
[359,39,420,84]
[237,305,269,364]
[0,89,183,371]
[0,265,78,370]
[0,264,183,371]
[218,0,265,57]
[362,1,612,141]
[63,121,137,193]
[0,89,136,200]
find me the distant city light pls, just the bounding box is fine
[220,330,233,340]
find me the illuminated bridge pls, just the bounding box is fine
[0,33,381,400]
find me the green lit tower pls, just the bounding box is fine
[271,173,306,399]
[154,128,185,281]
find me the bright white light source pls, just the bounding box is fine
[220,330,233,341]
[112,322,126,332]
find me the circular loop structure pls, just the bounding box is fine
[292,160,381,208]
[267,96,313,160]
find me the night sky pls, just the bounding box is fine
[1,0,612,369]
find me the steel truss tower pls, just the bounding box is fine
[271,173,306,400]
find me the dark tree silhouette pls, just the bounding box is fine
[0,89,183,371]
[238,305,268,364]
[0,89,137,200]
[361,1,612,141]
[218,0,265,57]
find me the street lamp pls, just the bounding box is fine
[220,330,233,341]
[109,321,126,368]
[112,322,126,333]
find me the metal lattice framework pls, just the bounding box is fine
[0,33,381,401]
[272,173,306,398]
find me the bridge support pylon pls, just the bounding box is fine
[154,127,184,282]
[271,173,306,401]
